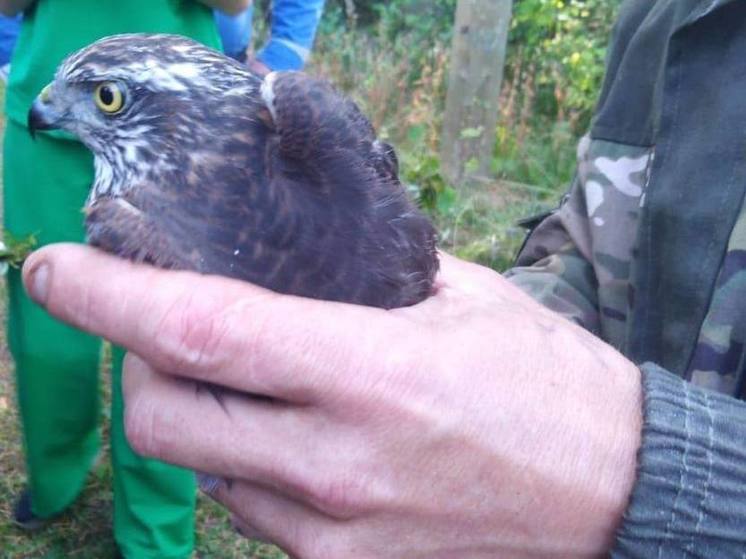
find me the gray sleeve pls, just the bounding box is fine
[612,363,746,557]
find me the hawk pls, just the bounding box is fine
[27,34,438,309]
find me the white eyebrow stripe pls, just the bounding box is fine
[167,62,201,80]
[66,59,209,92]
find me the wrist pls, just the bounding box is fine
[514,336,643,556]
[573,358,642,554]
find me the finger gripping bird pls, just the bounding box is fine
[28,34,439,309]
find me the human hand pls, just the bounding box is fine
[23,244,642,559]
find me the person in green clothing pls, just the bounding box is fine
[0,1,249,557]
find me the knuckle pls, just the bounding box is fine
[303,471,370,520]
[154,288,232,373]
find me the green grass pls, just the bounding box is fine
[434,180,551,271]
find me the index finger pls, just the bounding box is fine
[23,243,394,401]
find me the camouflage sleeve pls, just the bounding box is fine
[504,135,601,334]
[505,133,651,342]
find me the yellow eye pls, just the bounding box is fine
[94,82,124,114]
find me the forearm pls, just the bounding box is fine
[613,363,746,555]
[197,0,250,16]
[0,0,33,16]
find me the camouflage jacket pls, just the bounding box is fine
[507,4,746,553]
[507,0,746,399]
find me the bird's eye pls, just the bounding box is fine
[94,82,124,114]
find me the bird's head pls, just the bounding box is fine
[28,34,261,201]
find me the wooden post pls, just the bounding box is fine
[441,0,512,185]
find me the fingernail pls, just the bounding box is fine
[26,262,50,306]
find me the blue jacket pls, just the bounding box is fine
[215,0,324,70]
[0,13,21,67]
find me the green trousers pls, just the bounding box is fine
[3,120,196,558]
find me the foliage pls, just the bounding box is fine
[492,119,578,194]
[326,0,456,39]
[506,0,621,130]
[312,0,620,204]
[313,0,453,136]
[323,0,620,131]
[0,233,38,269]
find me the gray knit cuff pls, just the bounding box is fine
[611,362,746,557]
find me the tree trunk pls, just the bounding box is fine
[343,0,357,26]
[441,0,512,185]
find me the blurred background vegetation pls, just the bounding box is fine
[0,1,622,557]
[300,0,621,270]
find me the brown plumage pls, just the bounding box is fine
[28,34,439,309]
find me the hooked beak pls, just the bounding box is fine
[27,83,62,139]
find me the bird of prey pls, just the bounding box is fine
[28,33,438,309]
